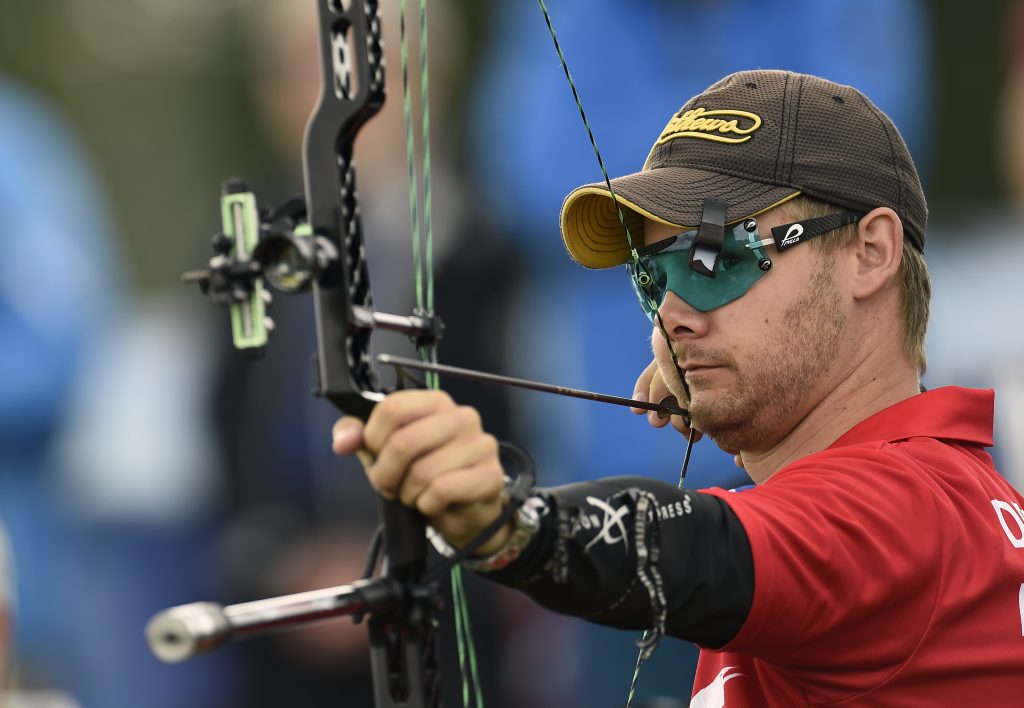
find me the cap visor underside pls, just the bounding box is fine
[561,166,800,269]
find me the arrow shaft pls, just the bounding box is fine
[377,354,687,418]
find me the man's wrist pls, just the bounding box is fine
[461,496,544,573]
[471,519,515,557]
[426,495,546,573]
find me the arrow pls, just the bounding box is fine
[377,354,688,419]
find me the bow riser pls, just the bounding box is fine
[304,0,385,418]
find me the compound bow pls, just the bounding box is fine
[146,2,689,706]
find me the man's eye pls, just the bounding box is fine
[718,256,741,271]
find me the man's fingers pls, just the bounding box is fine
[332,390,507,554]
[369,404,480,499]
[667,413,687,433]
[629,389,648,416]
[647,409,671,428]
[397,432,499,509]
[415,459,507,553]
[331,417,377,483]
[362,389,456,455]
[630,359,661,415]
[332,417,365,455]
[415,460,505,519]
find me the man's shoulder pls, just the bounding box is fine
[764,439,948,490]
[703,436,987,540]
[826,386,994,450]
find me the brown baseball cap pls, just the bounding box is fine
[560,70,927,268]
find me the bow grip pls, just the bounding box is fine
[379,497,428,580]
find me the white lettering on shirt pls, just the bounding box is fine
[1019,583,1024,637]
[991,499,1024,548]
[691,665,744,708]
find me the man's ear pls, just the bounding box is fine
[849,207,903,301]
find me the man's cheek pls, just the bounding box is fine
[650,329,673,360]
[655,358,689,405]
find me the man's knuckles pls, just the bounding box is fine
[400,456,444,506]
[399,434,499,506]
[417,465,502,517]
[474,432,499,458]
[416,476,460,516]
[377,389,455,419]
[366,462,400,499]
[454,404,482,431]
[364,390,456,448]
[382,425,423,465]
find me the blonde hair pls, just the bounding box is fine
[777,195,931,374]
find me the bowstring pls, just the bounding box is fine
[400,1,483,705]
[536,2,698,705]
[535,0,690,418]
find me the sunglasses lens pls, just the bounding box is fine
[628,262,662,319]
[628,222,770,319]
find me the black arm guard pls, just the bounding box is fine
[483,477,754,649]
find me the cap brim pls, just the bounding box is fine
[560,166,801,269]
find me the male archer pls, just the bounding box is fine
[333,70,1024,704]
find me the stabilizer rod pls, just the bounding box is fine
[147,577,404,663]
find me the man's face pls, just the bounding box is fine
[643,208,849,453]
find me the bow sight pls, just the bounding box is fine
[181,177,444,361]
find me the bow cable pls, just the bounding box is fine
[400,1,484,705]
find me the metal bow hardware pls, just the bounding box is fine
[148,1,694,706]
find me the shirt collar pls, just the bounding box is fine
[828,386,994,449]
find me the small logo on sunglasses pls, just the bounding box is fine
[780,223,804,247]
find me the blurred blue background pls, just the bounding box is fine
[0,1,1021,706]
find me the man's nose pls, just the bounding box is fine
[657,291,710,340]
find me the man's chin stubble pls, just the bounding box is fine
[657,356,773,450]
[689,388,756,450]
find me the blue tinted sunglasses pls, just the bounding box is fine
[628,200,862,318]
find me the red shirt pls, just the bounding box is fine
[692,387,1024,706]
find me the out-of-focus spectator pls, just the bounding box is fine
[0,73,229,708]
[0,76,124,704]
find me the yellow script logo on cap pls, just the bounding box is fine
[655,107,762,145]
